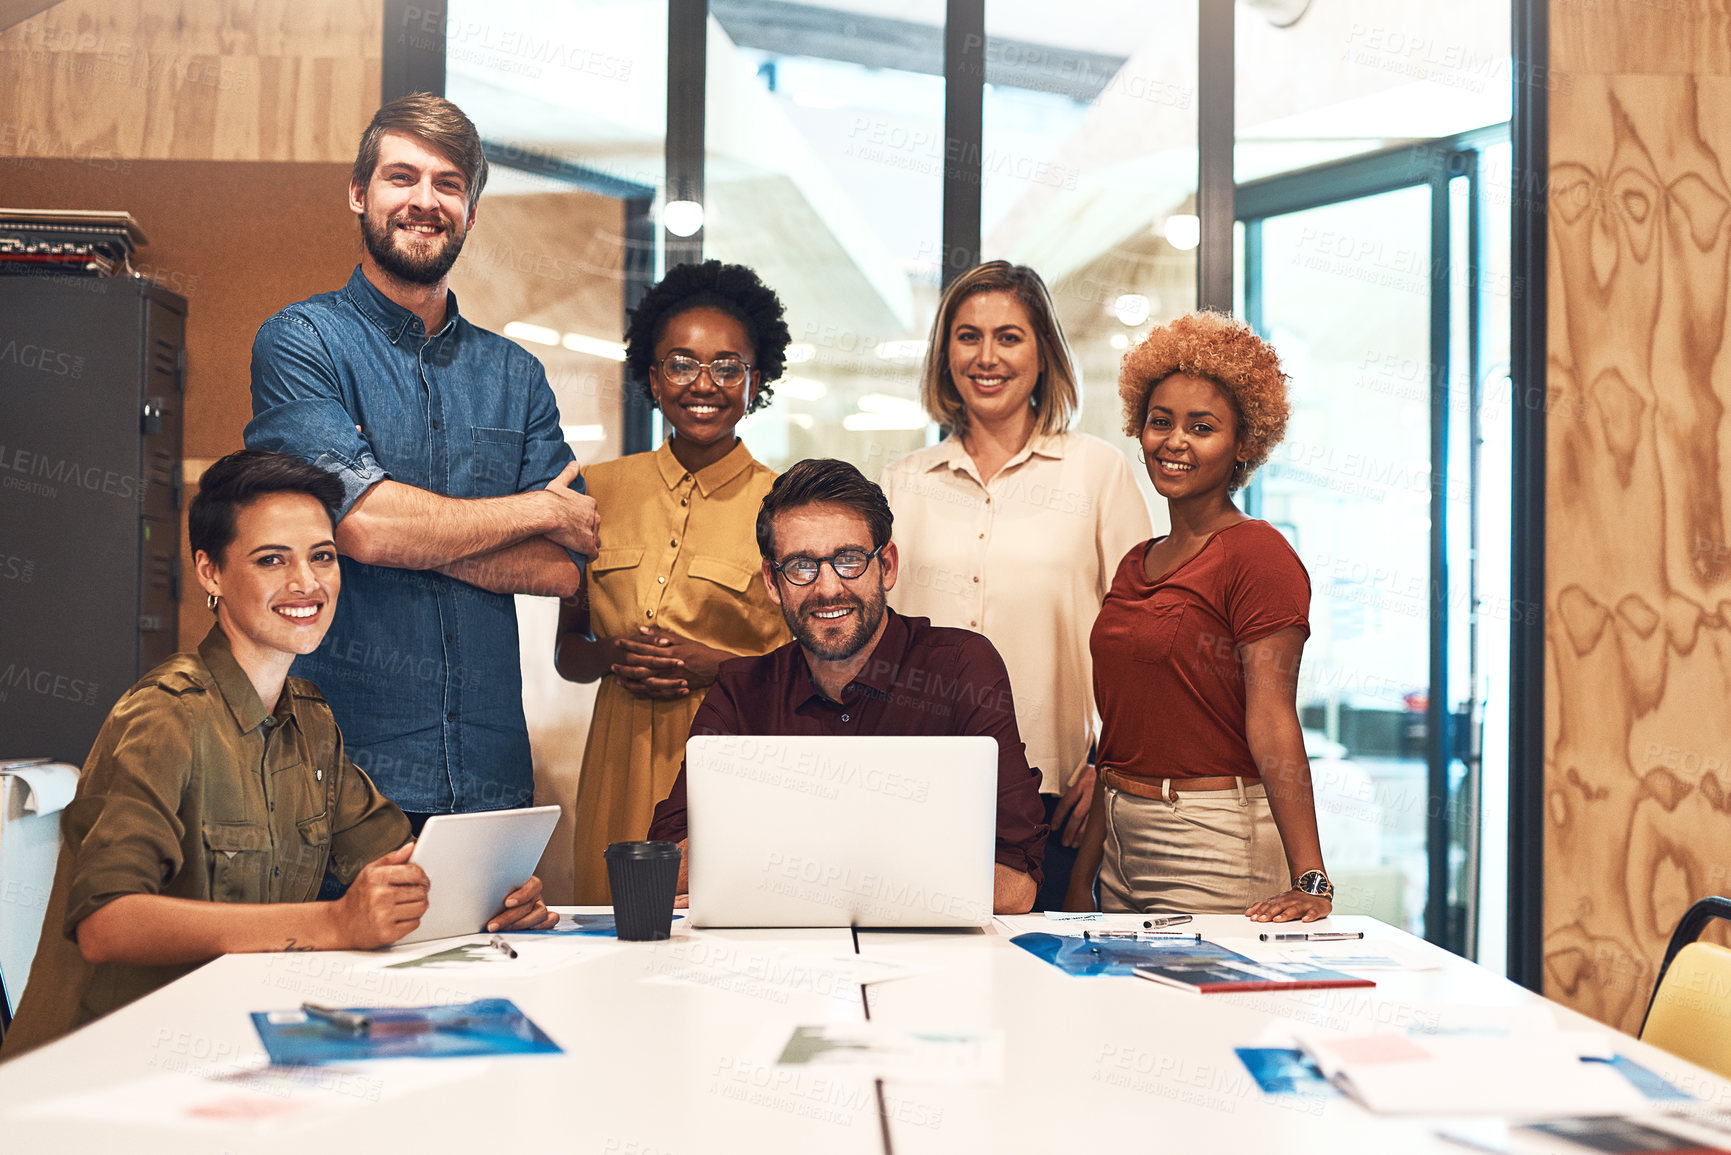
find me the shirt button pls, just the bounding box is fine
[446,712,457,723]
[645,610,654,618]
[681,499,688,506]
[432,420,441,430]
[658,576,666,584]
[669,539,677,547]
[841,714,850,722]
[970,620,978,627]
[978,533,985,539]
[973,576,980,583]
[444,633,454,642]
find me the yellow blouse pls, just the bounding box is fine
[570,439,787,903]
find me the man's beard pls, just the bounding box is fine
[784,584,886,663]
[360,210,465,285]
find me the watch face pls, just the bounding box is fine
[1294,871,1331,895]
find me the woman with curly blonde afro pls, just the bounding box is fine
[1064,312,1334,922]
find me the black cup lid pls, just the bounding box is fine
[604,839,682,860]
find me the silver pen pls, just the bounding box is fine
[1143,915,1194,929]
[301,1001,372,1032]
[1259,931,1365,942]
[488,934,519,959]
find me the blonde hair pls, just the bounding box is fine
[919,262,1078,437]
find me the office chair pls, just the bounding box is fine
[1639,896,1731,1080]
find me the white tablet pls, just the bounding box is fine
[398,804,561,944]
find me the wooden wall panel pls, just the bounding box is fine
[1547,1,1731,1033]
[0,0,379,162]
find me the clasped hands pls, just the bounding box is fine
[609,627,729,700]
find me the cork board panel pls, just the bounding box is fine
[0,0,379,162]
[1545,69,1731,1033]
[1,159,363,463]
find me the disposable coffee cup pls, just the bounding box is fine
[604,840,682,941]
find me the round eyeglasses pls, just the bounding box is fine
[769,545,885,586]
[657,354,752,388]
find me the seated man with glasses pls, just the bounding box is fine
[647,458,1047,913]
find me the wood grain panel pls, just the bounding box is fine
[1553,0,1731,78]
[1546,70,1731,1033]
[0,0,379,162]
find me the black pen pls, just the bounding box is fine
[301,1002,371,1032]
[488,935,519,959]
[1144,915,1193,929]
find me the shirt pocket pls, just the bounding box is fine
[202,820,271,903]
[1129,594,1188,665]
[591,547,645,576]
[688,555,758,594]
[470,426,526,495]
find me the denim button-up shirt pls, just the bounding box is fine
[245,266,578,813]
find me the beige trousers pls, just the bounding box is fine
[1098,779,1289,914]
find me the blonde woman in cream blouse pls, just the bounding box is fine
[880,261,1151,910]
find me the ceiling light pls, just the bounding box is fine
[1113,294,1151,327]
[504,321,559,346]
[662,199,704,238]
[1164,214,1201,251]
[1109,333,1131,351]
[562,333,627,360]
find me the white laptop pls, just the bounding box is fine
[686,735,996,929]
[399,804,561,944]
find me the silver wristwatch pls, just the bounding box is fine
[1292,870,1334,899]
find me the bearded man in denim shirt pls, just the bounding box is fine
[246,95,600,832]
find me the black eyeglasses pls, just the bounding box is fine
[657,354,752,388]
[770,545,884,586]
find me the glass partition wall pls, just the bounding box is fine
[431,0,1517,964]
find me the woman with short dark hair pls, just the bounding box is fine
[556,261,793,904]
[2,450,555,1060]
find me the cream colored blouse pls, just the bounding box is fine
[881,431,1152,794]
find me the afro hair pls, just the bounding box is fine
[622,260,792,415]
[1118,311,1290,489]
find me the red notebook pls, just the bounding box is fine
[1132,958,1375,994]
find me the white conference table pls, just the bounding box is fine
[0,912,1726,1154]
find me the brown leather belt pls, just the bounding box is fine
[1103,769,1248,798]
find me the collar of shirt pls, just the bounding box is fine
[652,437,759,497]
[340,265,459,346]
[928,431,1066,487]
[195,624,301,737]
[787,608,913,710]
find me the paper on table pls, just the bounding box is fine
[770,1022,1004,1084]
[641,940,926,1001]
[996,913,1150,936]
[1218,936,1443,971]
[13,1058,491,1129]
[1295,1029,1647,1116]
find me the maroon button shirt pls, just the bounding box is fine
[648,610,1048,882]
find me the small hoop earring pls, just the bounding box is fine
[207,592,221,612]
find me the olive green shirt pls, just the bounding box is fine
[2,625,409,1060]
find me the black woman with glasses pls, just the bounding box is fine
[556,261,793,905]
[646,458,1047,913]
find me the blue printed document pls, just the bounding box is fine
[250,998,561,1065]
